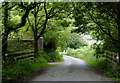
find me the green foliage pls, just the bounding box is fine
[8,26,34,39]
[2,56,49,83]
[43,25,70,51]
[103,35,120,53]
[67,45,107,69]
[7,40,33,53]
[60,20,70,27]
[72,2,120,54]
[104,66,120,82]
[67,45,120,82]
[35,51,48,63]
[66,33,88,49]
[91,43,105,58]
[43,49,64,62]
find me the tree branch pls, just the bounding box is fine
[36,15,45,26]
[48,8,63,19]
[27,18,35,32]
[88,11,120,47]
[37,24,44,30]
[37,2,48,40]
[0,2,9,9]
[9,2,36,31]
[25,25,30,32]
[88,11,109,36]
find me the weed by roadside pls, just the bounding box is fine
[2,55,49,83]
[67,45,120,82]
[43,49,64,62]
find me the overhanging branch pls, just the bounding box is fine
[27,18,35,32]
[88,11,120,48]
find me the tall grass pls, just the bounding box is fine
[67,45,120,82]
[43,49,64,62]
[2,55,49,83]
[67,46,107,69]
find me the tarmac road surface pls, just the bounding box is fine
[31,55,113,81]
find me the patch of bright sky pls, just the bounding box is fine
[82,34,103,45]
[0,0,4,3]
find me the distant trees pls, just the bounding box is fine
[66,33,88,49]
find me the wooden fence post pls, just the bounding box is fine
[38,37,43,52]
[105,51,119,67]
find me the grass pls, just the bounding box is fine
[43,49,64,62]
[67,45,120,82]
[3,48,64,83]
[59,52,67,55]
[67,46,107,69]
[2,62,52,83]
[7,41,33,53]
[2,55,50,83]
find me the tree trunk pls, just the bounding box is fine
[34,34,38,58]
[2,29,9,67]
[34,39,38,58]
[33,3,39,58]
[117,2,120,65]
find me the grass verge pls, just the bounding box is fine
[67,46,107,69]
[67,46,120,82]
[2,57,50,83]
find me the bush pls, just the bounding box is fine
[43,49,64,62]
[91,43,105,59]
[104,66,120,83]
[67,45,107,69]
[66,33,88,49]
[43,28,70,51]
[2,55,49,83]
[68,44,120,82]
[7,40,33,53]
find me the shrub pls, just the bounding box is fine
[66,33,88,49]
[43,28,70,51]
[7,40,33,53]
[68,43,120,82]
[67,45,106,69]
[104,66,120,81]
[2,55,49,83]
[43,49,63,62]
[91,43,105,59]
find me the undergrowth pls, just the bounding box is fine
[43,49,64,62]
[67,46,107,69]
[2,53,49,83]
[67,45,120,82]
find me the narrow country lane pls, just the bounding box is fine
[30,55,113,81]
